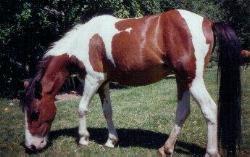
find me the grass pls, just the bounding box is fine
[0,67,249,156]
[242,67,250,150]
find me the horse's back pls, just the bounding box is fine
[45,9,214,86]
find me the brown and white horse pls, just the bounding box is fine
[22,9,243,156]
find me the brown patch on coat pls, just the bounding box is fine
[203,18,214,67]
[109,15,168,85]
[108,10,195,86]
[41,54,85,95]
[89,34,107,72]
[161,10,196,87]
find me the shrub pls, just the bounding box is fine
[0,0,247,97]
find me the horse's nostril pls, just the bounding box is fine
[41,139,45,144]
[30,145,36,151]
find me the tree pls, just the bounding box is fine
[0,0,245,97]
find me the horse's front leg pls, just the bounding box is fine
[98,83,118,148]
[158,77,191,157]
[78,74,104,146]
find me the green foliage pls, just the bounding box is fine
[0,0,248,97]
[181,0,226,20]
[218,0,250,49]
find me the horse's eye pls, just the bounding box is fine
[30,111,40,121]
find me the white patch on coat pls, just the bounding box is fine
[178,9,219,155]
[178,9,209,78]
[124,27,132,33]
[45,15,122,80]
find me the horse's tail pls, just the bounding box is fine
[212,22,242,156]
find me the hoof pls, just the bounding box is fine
[79,137,89,146]
[205,152,220,157]
[205,149,220,157]
[104,137,118,148]
[158,146,173,157]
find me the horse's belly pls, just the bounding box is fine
[109,65,171,86]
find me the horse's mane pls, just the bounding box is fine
[21,56,53,110]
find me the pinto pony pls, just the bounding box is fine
[22,9,242,156]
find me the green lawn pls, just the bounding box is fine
[242,67,250,150]
[0,68,249,156]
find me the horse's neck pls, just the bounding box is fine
[41,55,71,97]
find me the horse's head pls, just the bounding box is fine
[21,54,83,151]
[21,57,58,151]
[22,78,56,151]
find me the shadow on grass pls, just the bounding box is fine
[48,127,205,155]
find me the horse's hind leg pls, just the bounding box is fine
[78,74,104,146]
[158,76,191,156]
[98,83,118,147]
[189,77,219,157]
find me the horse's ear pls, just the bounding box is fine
[34,80,42,99]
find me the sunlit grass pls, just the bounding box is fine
[0,67,249,156]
